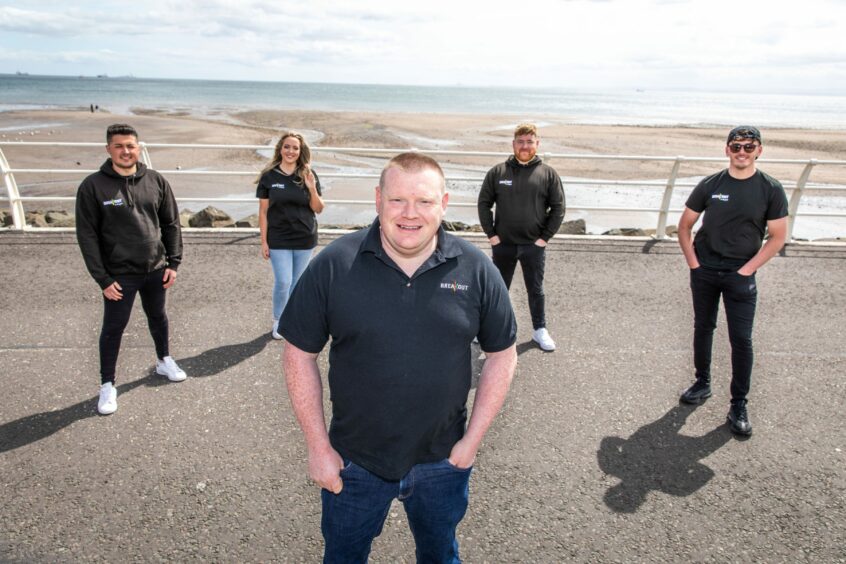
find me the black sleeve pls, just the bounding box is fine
[256,171,270,199]
[766,179,789,220]
[477,168,498,238]
[75,180,113,289]
[158,176,183,270]
[685,177,711,213]
[540,168,565,241]
[278,253,330,353]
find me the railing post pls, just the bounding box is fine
[140,142,153,168]
[0,146,26,231]
[655,157,683,240]
[787,160,816,242]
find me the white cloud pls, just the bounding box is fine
[1,0,844,93]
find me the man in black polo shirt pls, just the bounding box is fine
[677,126,788,436]
[281,152,518,562]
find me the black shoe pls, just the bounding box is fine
[680,379,712,404]
[727,402,752,436]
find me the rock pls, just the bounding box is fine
[644,225,678,237]
[189,206,234,228]
[603,227,648,236]
[179,209,193,228]
[235,213,259,228]
[321,224,368,231]
[558,219,586,235]
[0,210,11,227]
[442,221,472,232]
[45,210,75,227]
[25,211,48,227]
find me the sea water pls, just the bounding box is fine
[2,74,846,129]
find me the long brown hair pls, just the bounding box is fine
[254,131,312,185]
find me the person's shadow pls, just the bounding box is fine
[0,334,271,453]
[597,404,733,513]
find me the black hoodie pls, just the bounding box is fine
[477,155,565,244]
[75,159,183,289]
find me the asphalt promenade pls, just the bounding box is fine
[1,231,844,563]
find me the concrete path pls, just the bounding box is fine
[1,232,844,562]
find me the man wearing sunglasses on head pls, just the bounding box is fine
[677,126,788,436]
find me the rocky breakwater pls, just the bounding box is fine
[3,209,677,238]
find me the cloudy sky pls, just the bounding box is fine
[1,0,844,94]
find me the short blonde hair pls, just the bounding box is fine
[514,123,538,138]
[379,152,445,193]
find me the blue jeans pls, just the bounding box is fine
[269,248,313,322]
[690,266,758,403]
[321,459,472,564]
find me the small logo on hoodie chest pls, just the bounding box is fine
[498,179,513,187]
[103,198,125,207]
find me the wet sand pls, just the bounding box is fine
[2,109,844,234]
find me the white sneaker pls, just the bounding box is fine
[532,328,556,352]
[156,356,187,382]
[98,382,117,415]
[272,320,283,340]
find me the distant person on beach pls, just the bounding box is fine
[477,122,565,351]
[281,152,517,562]
[677,126,788,436]
[75,123,187,416]
[255,132,324,340]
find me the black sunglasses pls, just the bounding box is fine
[728,143,759,154]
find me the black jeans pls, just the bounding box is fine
[491,242,547,330]
[99,269,169,384]
[690,266,757,404]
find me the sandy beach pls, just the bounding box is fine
[2,109,844,235]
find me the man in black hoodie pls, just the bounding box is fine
[76,124,187,415]
[478,123,565,351]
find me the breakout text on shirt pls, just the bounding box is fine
[498,180,513,186]
[103,198,124,207]
[440,281,469,293]
[271,183,287,190]
[711,194,730,202]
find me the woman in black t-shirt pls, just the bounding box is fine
[255,132,324,339]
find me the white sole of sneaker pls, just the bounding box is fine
[156,368,186,382]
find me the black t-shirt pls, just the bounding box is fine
[686,169,788,270]
[256,168,322,250]
[279,219,517,481]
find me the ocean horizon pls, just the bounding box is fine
[2,73,846,129]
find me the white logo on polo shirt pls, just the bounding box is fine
[711,193,729,202]
[271,183,287,190]
[498,180,512,186]
[440,281,469,293]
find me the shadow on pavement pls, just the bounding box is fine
[161,333,272,379]
[0,334,272,453]
[0,376,149,454]
[597,403,733,513]
[516,340,537,355]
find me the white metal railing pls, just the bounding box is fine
[1,141,845,241]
